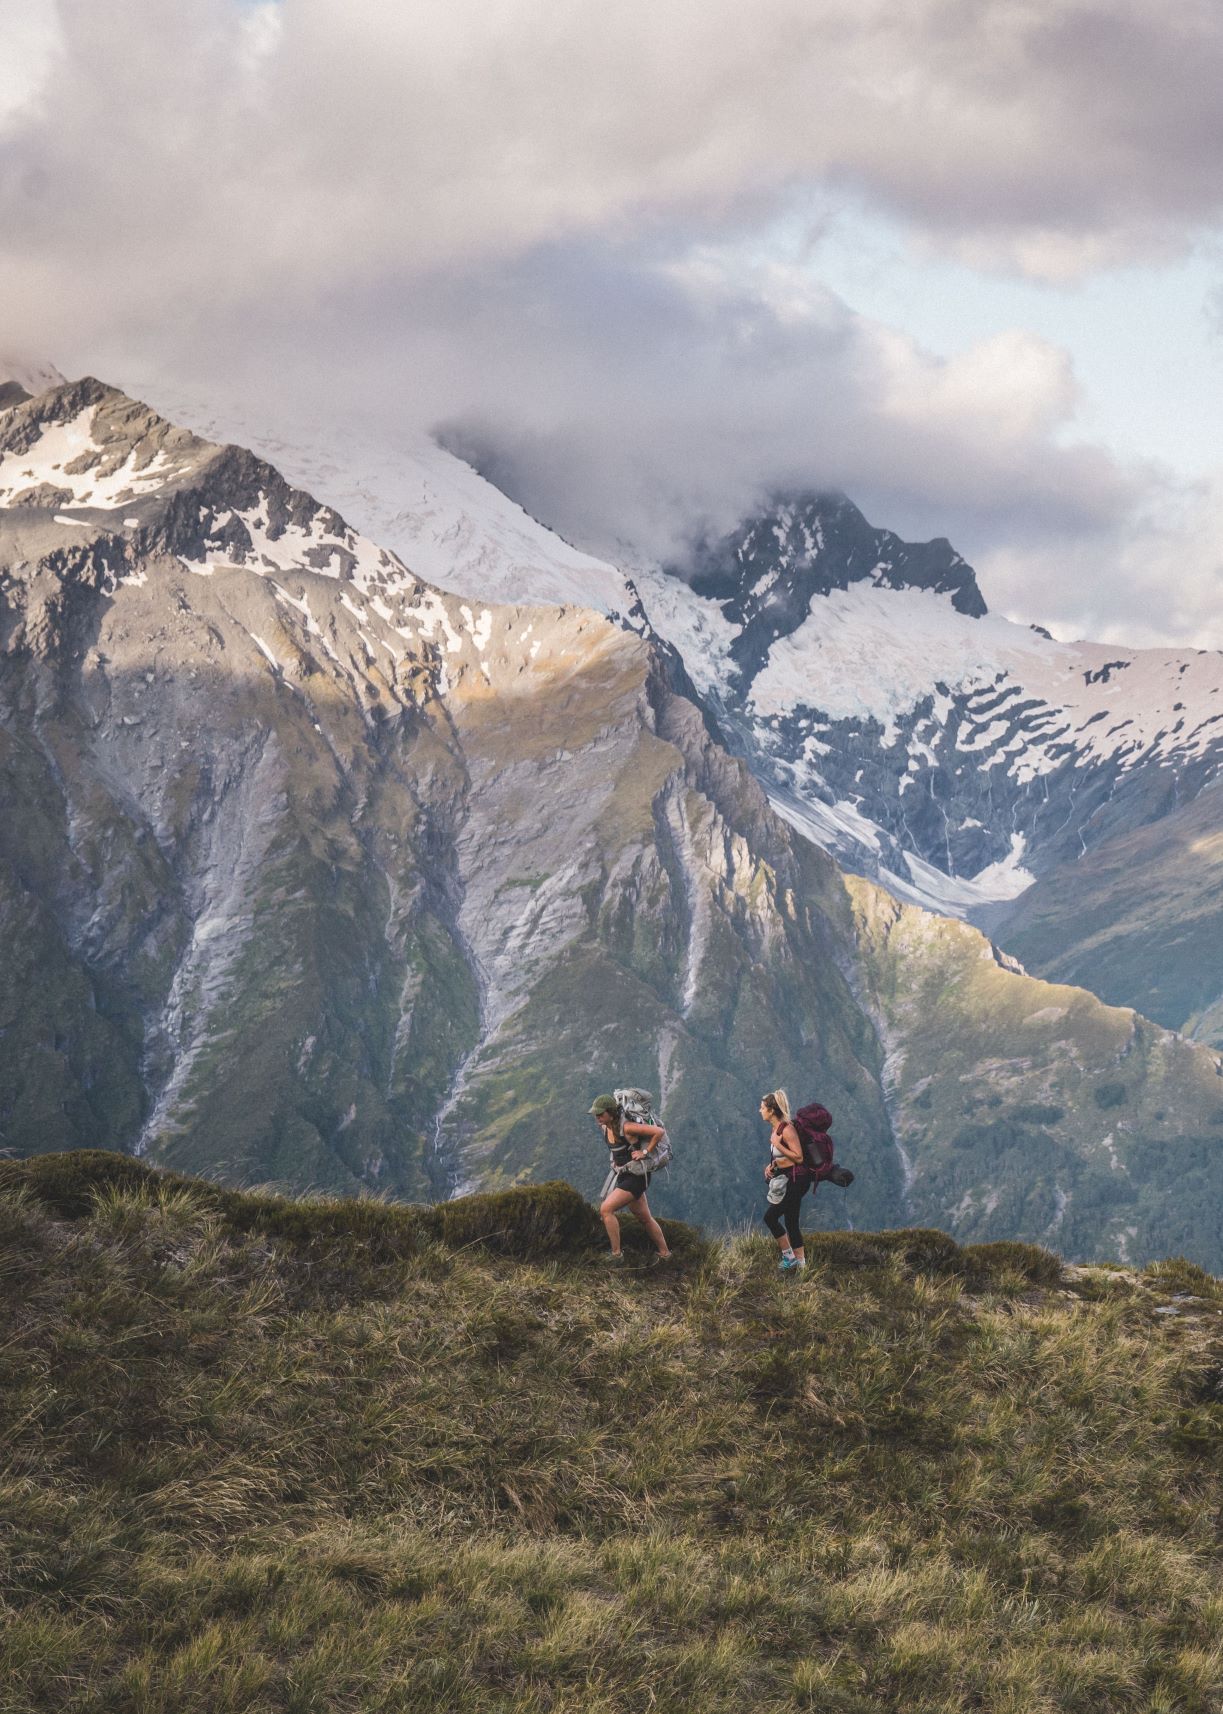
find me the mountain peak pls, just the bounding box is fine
[677,490,987,621]
[0,374,426,605]
[651,491,987,701]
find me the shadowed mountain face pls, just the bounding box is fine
[989,778,1223,1045]
[3,377,1223,1265]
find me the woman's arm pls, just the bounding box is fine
[624,1121,665,1158]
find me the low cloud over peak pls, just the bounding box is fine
[3,0,1222,648]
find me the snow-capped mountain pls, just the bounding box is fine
[7,369,1223,1265]
[127,394,1223,1043]
[203,411,1223,929]
[158,397,1223,908]
[653,499,1223,903]
[640,494,1223,1044]
[0,372,903,1227]
[141,393,636,615]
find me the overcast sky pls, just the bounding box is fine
[2,0,1222,644]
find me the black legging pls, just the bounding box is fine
[763,1174,809,1250]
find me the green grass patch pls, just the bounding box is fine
[959,1239,1065,1290]
[436,1179,616,1258]
[1143,1256,1223,1301]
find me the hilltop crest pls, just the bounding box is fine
[3,1153,1221,1714]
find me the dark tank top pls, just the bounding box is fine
[608,1128,633,1168]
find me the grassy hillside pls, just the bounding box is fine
[2,1152,1223,1714]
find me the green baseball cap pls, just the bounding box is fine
[589,1094,618,1117]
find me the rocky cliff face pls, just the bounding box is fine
[4,376,1223,1264]
[0,378,479,1197]
[0,378,904,1227]
[145,407,1223,1042]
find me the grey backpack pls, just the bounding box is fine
[614,1087,673,1176]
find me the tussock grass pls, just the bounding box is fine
[2,1152,1222,1712]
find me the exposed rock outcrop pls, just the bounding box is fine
[4,378,1222,1265]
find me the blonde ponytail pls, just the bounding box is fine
[761,1088,791,1122]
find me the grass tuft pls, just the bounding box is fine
[960,1239,1064,1289]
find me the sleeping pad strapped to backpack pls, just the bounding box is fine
[792,1103,854,1188]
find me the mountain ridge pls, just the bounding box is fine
[187,397,1223,944]
[4,374,1223,1264]
[323,426,1223,1042]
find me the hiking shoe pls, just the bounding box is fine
[601,1252,625,1265]
[649,1252,674,1268]
[779,1255,801,1273]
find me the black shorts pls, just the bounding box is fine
[613,1168,652,1195]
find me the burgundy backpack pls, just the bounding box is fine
[792,1103,854,1188]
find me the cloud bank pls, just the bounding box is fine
[9,0,1223,298]
[1,0,1221,642]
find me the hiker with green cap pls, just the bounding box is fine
[590,1094,672,1265]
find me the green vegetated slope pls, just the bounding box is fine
[3,1153,1223,1714]
[991,776,1223,1047]
[849,884,1223,1275]
[849,879,1223,1271]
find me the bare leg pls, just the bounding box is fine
[627,1191,671,1257]
[600,1187,638,1254]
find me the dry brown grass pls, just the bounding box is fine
[1,1152,1221,1713]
